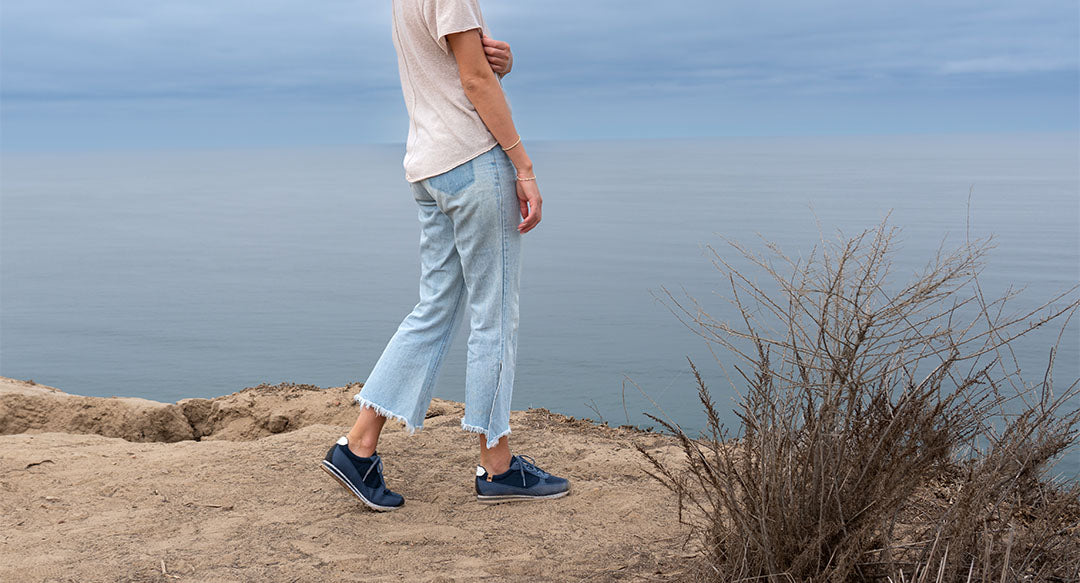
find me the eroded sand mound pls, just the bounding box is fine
[0,377,464,442]
[0,378,196,442]
[0,377,692,582]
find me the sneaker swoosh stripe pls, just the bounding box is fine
[321,461,400,512]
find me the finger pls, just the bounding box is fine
[517,202,533,231]
[517,183,529,218]
[519,211,539,233]
[519,202,541,233]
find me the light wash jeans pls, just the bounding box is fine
[354,144,521,449]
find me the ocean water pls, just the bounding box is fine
[2,133,1078,476]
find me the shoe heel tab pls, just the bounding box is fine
[476,465,493,481]
[337,436,349,446]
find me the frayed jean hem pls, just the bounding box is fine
[354,393,421,435]
[461,420,511,449]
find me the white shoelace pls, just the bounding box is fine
[361,454,383,484]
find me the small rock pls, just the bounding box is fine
[267,414,289,433]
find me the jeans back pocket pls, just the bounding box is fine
[424,157,476,196]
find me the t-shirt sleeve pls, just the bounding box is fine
[424,0,484,54]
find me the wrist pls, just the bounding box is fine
[510,157,532,174]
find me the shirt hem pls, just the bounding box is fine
[405,139,500,183]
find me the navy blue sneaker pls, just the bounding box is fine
[475,454,570,503]
[321,436,404,512]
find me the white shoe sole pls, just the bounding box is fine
[321,460,403,512]
[476,489,571,504]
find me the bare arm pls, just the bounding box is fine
[447,29,541,233]
[448,29,529,173]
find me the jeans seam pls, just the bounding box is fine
[482,151,508,439]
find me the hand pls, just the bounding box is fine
[482,33,513,77]
[516,178,542,234]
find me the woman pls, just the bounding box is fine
[319,0,569,510]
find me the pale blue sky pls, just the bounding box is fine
[1,0,1077,150]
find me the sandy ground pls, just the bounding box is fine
[0,377,693,582]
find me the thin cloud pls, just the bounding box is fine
[1,0,1076,146]
[939,56,1077,75]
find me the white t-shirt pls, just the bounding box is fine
[390,0,501,182]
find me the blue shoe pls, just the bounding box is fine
[321,436,404,512]
[475,454,571,503]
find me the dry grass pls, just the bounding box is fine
[636,220,1080,582]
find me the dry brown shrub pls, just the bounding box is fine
[637,220,1080,582]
